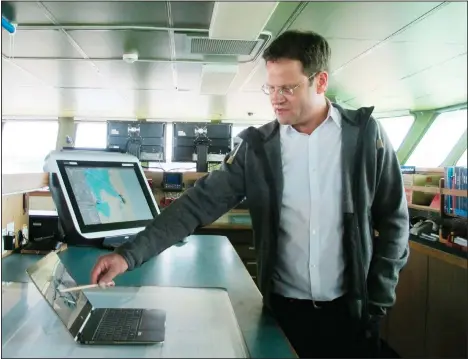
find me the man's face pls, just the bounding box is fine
[264,59,327,125]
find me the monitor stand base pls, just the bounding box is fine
[101,234,136,249]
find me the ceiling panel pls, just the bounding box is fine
[241,61,267,92]
[226,93,273,121]
[412,54,467,98]
[94,62,175,90]
[332,41,465,99]
[328,38,379,72]
[170,1,214,29]
[346,87,468,114]
[209,2,278,41]
[2,1,52,24]
[413,92,468,111]
[67,30,172,59]
[241,39,379,93]
[1,59,50,88]
[2,30,84,58]
[12,59,108,88]
[326,78,356,104]
[208,95,227,119]
[142,91,211,120]
[345,53,468,112]
[175,63,202,91]
[1,1,466,119]
[41,1,169,26]
[393,2,467,45]
[289,2,441,40]
[367,54,467,102]
[70,88,134,117]
[231,60,262,93]
[2,87,60,116]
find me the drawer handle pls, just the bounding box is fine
[248,247,255,250]
[246,261,256,265]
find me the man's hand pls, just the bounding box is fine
[90,253,129,285]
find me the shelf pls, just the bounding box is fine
[409,186,440,195]
[414,167,444,174]
[407,186,468,198]
[408,204,439,212]
[442,188,467,197]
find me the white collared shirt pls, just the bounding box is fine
[272,102,346,301]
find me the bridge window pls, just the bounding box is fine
[406,109,467,167]
[74,122,107,149]
[377,115,414,151]
[457,149,467,167]
[2,120,59,174]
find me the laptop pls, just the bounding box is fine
[26,252,166,345]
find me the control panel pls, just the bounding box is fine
[162,172,184,192]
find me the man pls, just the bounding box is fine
[91,30,410,358]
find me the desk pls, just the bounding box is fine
[1,235,295,358]
[2,284,250,357]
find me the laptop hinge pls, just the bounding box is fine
[75,310,93,342]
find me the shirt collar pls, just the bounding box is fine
[282,98,341,135]
[326,98,341,128]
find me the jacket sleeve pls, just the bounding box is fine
[368,122,410,316]
[115,140,248,270]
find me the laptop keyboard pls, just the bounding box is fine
[93,309,143,342]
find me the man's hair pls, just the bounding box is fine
[262,30,331,76]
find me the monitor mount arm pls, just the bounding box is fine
[194,136,209,172]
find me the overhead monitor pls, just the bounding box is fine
[44,150,160,242]
[172,122,232,172]
[107,121,166,162]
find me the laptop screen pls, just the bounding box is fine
[26,252,93,339]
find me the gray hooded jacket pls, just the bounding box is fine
[116,103,410,325]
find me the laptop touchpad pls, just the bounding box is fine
[139,309,166,331]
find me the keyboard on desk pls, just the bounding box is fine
[93,309,143,342]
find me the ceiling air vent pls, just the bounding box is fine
[176,32,271,63]
[190,38,258,56]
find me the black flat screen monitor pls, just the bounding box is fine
[172,122,232,171]
[107,121,166,162]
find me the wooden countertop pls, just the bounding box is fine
[409,236,467,269]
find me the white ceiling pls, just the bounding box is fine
[1,1,467,122]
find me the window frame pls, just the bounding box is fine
[376,114,415,151]
[456,149,467,167]
[405,109,468,168]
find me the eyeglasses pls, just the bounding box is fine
[261,73,316,96]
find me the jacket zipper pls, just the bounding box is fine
[239,127,279,296]
[352,111,371,323]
